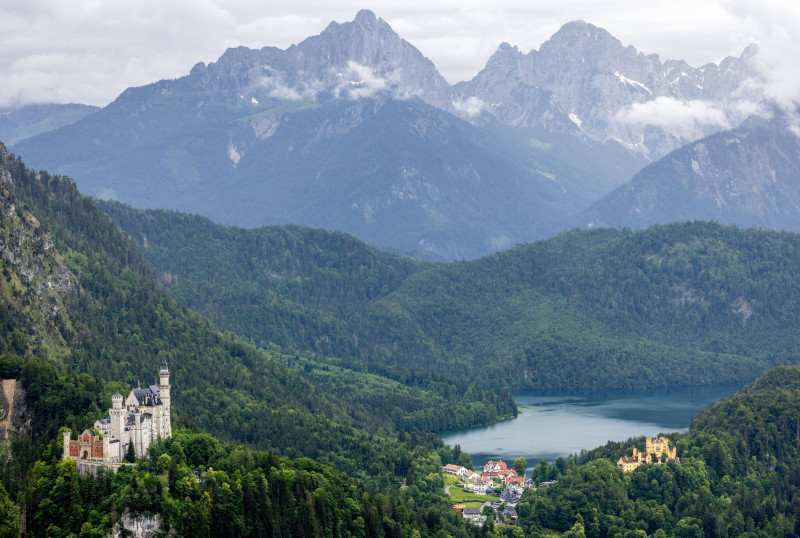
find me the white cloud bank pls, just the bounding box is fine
[615,97,732,130]
[2,0,794,108]
[452,96,486,118]
[339,62,391,99]
[333,62,421,101]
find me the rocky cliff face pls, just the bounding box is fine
[0,142,76,354]
[10,13,775,260]
[0,379,28,441]
[462,21,760,160]
[575,111,800,231]
[177,9,454,110]
[107,511,171,538]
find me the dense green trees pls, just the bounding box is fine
[0,144,495,536]
[0,483,20,538]
[102,200,800,392]
[18,429,486,537]
[513,457,527,477]
[0,144,515,483]
[517,367,800,536]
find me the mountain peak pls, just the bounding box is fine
[547,20,620,50]
[497,42,519,54]
[354,9,378,24]
[559,19,589,30]
[321,9,395,40]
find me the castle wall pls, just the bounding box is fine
[61,364,172,465]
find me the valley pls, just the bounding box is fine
[441,384,743,469]
[2,6,800,537]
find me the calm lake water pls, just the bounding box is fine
[440,384,743,471]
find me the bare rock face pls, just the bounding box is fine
[108,511,172,538]
[0,143,76,353]
[0,379,29,441]
[184,9,454,110]
[576,112,800,231]
[462,21,760,160]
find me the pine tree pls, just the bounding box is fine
[125,442,136,463]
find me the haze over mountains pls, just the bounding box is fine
[6,9,800,535]
[10,10,796,259]
[578,111,800,230]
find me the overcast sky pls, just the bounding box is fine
[1,0,798,108]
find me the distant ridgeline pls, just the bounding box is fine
[0,143,509,534]
[102,200,800,391]
[0,140,512,465]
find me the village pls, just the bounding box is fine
[443,459,530,527]
[444,436,678,527]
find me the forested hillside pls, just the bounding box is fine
[0,351,481,536]
[0,142,524,533]
[516,366,800,536]
[103,202,800,391]
[0,141,516,480]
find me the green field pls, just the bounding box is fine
[444,473,496,507]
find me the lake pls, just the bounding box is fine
[440,384,742,471]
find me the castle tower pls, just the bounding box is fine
[112,391,123,410]
[63,430,71,459]
[102,436,111,463]
[159,359,171,438]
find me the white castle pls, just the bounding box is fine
[63,361,171,463]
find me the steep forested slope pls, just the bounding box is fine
[102,202,800,391]
[0,142,507,537]
[0,143,515,483]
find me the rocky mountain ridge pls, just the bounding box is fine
[462,20,761,159]
[9,11,778,260]
[576,110,800,231]
[174,9,454,111]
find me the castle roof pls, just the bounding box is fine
[112,391,123,399]
[133,385,162,407]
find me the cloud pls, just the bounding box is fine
[0,1,797,108]
[724,0,800,110]
[334,61,422,101]
[452,96,486,118]
[260,74,312,101]
[337,61,391,99]
[615,97,731,129]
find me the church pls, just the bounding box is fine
[63,361,171,463]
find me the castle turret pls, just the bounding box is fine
[102,436,111,463]
[158,359,171,438]
[63,430,71,459]
[112,391,123,410]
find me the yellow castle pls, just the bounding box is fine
[617,436,678,472]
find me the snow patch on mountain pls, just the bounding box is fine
[614,71,653,95]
